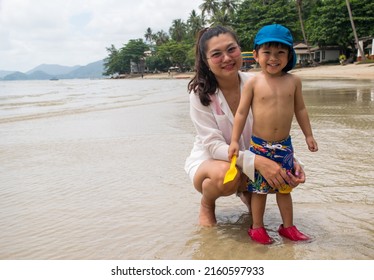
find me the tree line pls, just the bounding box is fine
[103,0,374,76]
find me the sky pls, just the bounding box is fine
[0,0,203,72]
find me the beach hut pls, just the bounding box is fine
[310,46,340,63]
[358,36,374,61]
[241,51,255,70]
[294,43,311,66]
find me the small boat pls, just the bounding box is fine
[49,77,59,81]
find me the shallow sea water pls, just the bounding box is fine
[0,77,373,260]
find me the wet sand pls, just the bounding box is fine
[0,76,373,260]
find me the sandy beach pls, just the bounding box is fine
[143,62,374,80]
[290,62,374,79]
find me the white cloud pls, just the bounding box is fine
[0,0,203,72]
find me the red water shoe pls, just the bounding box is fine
[248,226,273,245]
[278,224,310,241]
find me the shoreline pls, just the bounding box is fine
[290,62,374,79]
[141,62,374,80]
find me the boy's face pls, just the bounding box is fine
[253,44,290,74]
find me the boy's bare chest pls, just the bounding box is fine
[255,82,294,105]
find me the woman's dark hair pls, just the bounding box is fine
[187,26,240,106]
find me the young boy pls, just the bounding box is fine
[228,24,318,244]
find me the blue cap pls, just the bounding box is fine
[254,24,296,72]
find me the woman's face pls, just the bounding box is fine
[205,33,242,78]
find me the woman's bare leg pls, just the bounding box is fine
[193,159,241,226]
[238,192,252,213]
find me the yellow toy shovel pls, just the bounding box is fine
[223,155,237,184]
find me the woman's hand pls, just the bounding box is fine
[253,155,306,190]
[254,155,289,190]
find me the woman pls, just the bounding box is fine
[185,26,305,226]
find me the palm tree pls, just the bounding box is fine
[345,0,366,61]
[187,10,206,40]
[296,0,315,64]
[152,30,169,46]
[209,9,232,26]
[199,0,219,18]
[103,44,120,75]
[220,0,239,16]
[169,19,187,42]
[144,27,153,45]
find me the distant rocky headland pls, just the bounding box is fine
[0,60,106,80]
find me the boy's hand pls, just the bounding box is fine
[306,136,318,152]
[228,142,239,160]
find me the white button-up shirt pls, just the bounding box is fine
[185,71,256,181]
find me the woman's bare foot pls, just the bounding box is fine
[199,198,217,226]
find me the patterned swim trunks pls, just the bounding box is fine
[248,135,294,194]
